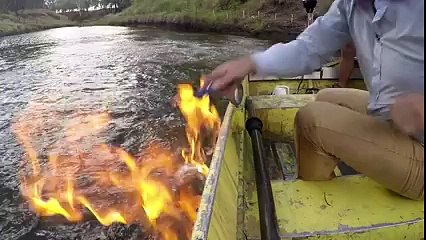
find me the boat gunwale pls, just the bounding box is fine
[191,103,236,240]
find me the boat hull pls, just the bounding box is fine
[191,74,424,240]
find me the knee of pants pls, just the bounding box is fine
[295,102,327,136]
[315,88,340,103]
[295,101,342,148]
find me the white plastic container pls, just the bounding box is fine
[272,86,290,95]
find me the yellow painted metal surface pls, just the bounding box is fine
[192,103,246,240]
[249,95,317,142]
[206,126,241,240]
[256,108,299,142]
[192,79,248,240]
[251,95,316,109]
[249,79,366,96]
[191,104,238,240]
[244,176,424,239]
[277,176,424,239]
[240,90,424,240]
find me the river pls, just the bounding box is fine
[0,26,269,239]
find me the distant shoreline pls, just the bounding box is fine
[1,10,303,42]
[0,9,74,38]
[0,24,75,38]
[89,14,303,42]
[1,19,301,43]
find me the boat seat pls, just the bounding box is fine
[245,175,424,239]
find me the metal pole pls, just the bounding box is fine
[245,99,280,240]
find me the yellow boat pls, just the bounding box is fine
[191,62,424,239]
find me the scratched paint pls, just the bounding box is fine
[244,176,424,239]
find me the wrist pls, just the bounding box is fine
[248,54,261,75]
[240,55,257,75]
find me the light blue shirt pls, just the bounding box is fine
[252,0,424,142]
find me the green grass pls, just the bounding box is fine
[0,9,74,37]
[91,0,271,33]
[123,0,264,19]
[90,0,309,35]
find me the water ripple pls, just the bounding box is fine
[0,26,269,239]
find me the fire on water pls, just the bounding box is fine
[12,79,221,240]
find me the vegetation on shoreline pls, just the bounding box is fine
[0,0,129,37]
[0,0,334,38]
[0,9,74,37]
[92,0,309,37]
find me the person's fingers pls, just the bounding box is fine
[204,67,227,87]
[210,75,233,92]
[204,57,252,95]
[220,84,238,101]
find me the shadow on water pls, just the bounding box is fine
[0,26,271,239]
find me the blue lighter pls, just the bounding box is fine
[194,81,243,107]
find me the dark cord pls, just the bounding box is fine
[296,78,304,94]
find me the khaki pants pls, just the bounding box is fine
[295,88,424,200]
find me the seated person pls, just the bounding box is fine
[200,0,424,200]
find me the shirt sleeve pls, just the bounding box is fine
[251,0,352,77]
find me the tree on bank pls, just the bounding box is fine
[51,0,131,12]
[98,0,131,12]
[0,0,44,12]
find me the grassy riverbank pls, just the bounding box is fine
[0,0,334,39]
[0,9,74,37]
[92,0,314,39]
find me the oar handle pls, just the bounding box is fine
[245,99,280,240]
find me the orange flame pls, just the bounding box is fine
[13,79,220,240]
[177,81,220,176]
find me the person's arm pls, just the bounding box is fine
[338,43,356,87]
[201,0,352,99]
[251,0,351,77]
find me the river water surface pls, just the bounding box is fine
[0,26,269,239]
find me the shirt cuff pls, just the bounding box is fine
[250,51,271,76]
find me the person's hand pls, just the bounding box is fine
[204,56,256,100]
[390,93,424,136]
